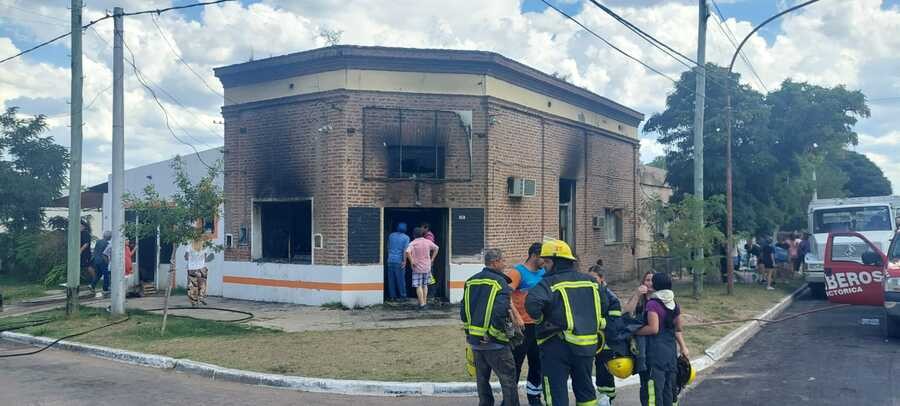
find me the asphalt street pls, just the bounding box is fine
[681,293,900,406]
[2,292,897,405]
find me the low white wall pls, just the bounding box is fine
[218,261,485,306]
[448,263,483,303]
[220,262,383,307]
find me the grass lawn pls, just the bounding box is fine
[3,277,803,382]
[673,277,803,352]
[0,274,49,303]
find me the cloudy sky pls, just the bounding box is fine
[1,0,898,192]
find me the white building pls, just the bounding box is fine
[102,148,225,295]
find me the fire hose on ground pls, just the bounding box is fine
[0,306,254,358]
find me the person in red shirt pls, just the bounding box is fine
[124,239,135,276]
[420,222,436,243]
[405,227,439,309]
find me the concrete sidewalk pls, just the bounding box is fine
[83,295,459,332]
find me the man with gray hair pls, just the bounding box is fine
[90,230,112,296]
[460,248,520,406]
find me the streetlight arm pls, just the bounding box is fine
[728,0,821,71]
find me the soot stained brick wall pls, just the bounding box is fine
[222,90,637,278]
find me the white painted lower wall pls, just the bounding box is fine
[448,263,483,303]
[218,261,485,307]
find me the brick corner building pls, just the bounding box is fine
[214,45,644,307]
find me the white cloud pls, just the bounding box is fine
[1,0,898,194]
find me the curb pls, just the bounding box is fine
[0,331,176,369]
[701,283,807,363]
[0,284,807,397]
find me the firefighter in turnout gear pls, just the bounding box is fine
[460,248,520,406]
[525,240,604,406]
[587,262,623,406]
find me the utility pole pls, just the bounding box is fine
[723,0,822,296]
[66,0,83,317]
[110,7,126,316]
[691,0,708,299]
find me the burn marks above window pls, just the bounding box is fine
[362,108,471,181]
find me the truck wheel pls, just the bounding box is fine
[809,283,826,300]
[888,316,900,339]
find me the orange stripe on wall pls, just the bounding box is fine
[449,281,465,289]
[223,276,383,291]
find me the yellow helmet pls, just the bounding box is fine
[540,239,576,261]
[606,356,634,379]
[677,355,696,386]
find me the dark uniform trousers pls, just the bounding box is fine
[474,347,520,406]
[594,349,616,401]
[639,368,676,406]
[513,324,543,399]
[540,336,597,406]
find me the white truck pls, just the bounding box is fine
[806,195,900,298]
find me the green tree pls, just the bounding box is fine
[647,155,667,170]
[646,64,773,235]
[646,66,873,236]
[0,107,69,233]
[643,194,724,298]
[123,156,223,331]
[832,150,892,197]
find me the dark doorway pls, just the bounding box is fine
[383,207,449,302]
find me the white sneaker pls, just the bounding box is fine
[766,286,775,290]
[95,292,104,298]
[597,394,612,406]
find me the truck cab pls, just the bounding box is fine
[823,231,900,337]
[806,196,900,299]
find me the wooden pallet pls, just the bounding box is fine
[142,283,157,296]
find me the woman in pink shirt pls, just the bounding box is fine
[405,227,439,309]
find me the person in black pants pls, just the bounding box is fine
[506,243,547,406]
[635,273,689,406]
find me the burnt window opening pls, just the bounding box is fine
[387,145,446,178]
[254,200,312,264]
[363,108,467,181]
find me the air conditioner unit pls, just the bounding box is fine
[508,177,537,198]
[508,177,524,197]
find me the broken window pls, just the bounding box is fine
[606,208,624,243]
[253,200,312,264]
[363,108,471,180]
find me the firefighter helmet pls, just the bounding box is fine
[677,355,695,386]
[605,356,634,379]
[540,239,576,261]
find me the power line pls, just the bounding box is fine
[586,0,698,68]
[0,0,237,65]
[150,15,234,104]
[539,0,678,83]
[91,25,223,141]
[541,0,728,105]
[122,38,216,170]
[4,3,70,23]
[709,0,769,93]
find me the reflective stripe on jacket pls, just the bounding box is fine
[460,267,513,344]
[525,266,604,356]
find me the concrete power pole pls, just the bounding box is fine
[66,0,84,317]
[109,7,126,316]
[691,0,708,299]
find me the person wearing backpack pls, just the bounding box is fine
[634,273,689,406]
